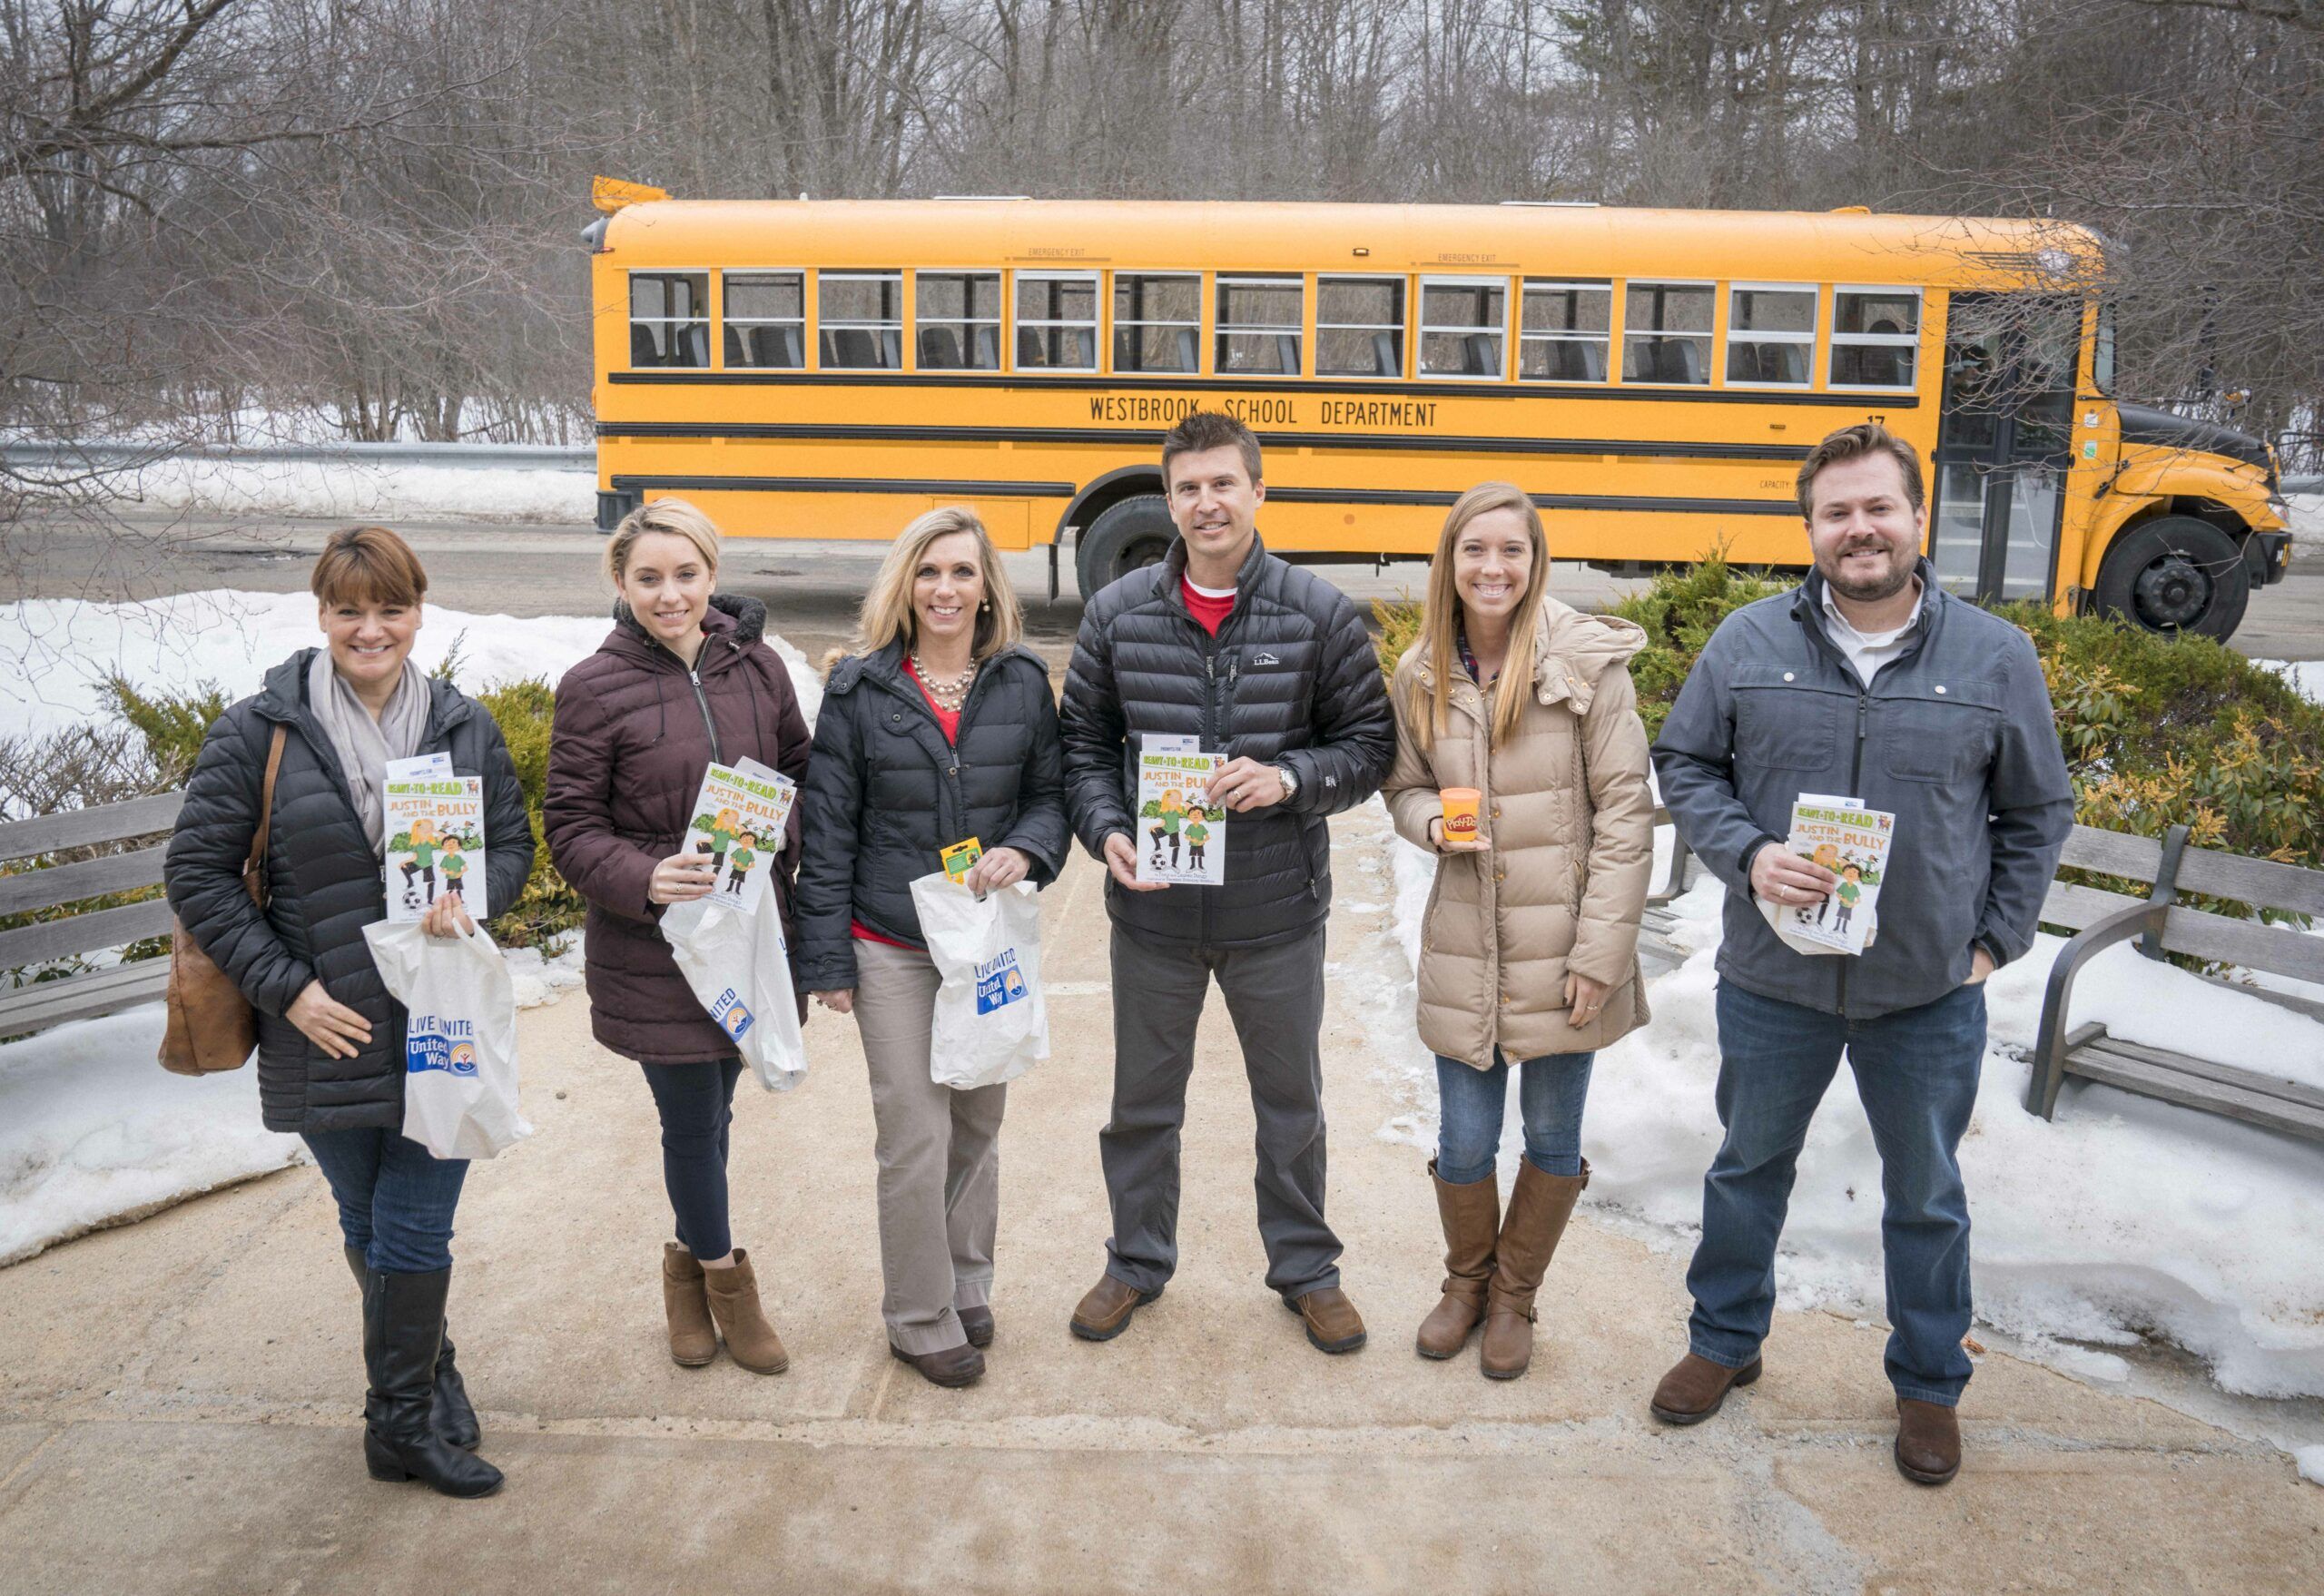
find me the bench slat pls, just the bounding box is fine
[2063,1041,2324,1143]
[0,793,184,862]
[2058,823,2163,883]
[2172,844,2324,920]
[2039,880,2142,933]
[0,899,176,969]
[0,845,168,918]
[0,958,172,1040]
[2156,901,2324,987]
[2073,1027,2324,1112]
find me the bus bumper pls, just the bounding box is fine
[2247,530,2292,586]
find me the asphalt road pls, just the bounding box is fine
[4,510,2319,671]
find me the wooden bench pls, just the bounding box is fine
[0,792,185,1041]
[2026,822,2324,1142]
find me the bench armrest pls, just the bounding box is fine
[2024,898,2165,1119]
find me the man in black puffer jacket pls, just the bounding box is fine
[1060,411,1394,1355]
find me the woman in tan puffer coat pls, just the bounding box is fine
[1383,481,1654,1379]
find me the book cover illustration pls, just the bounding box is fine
[1757,796,1894,957]
[384,777,487,921]
[1134,735,1226,887]
[684,758,799,914]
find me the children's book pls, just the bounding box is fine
[1757,793,1894,957]
[384,777,487,921]
[684,757,798,914]
[1134,734,1226,886]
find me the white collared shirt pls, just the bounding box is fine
[1820,576,1923,687]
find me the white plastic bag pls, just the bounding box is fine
[908,872,1049,1090]
[362,919,533,1160]
[663,893,807,1092]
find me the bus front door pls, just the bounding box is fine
[1930,293,2079,605]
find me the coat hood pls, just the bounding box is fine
[605,592,768,661]
[1397,596,1647,717]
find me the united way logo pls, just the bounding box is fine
[712,987,754,1040]
[406,1015,478,1076]
[974,950,1029,1015]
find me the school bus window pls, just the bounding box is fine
[1518,280,1612,383]
[723,271,804,369]
[630,272,709,369]
[1216,275,1303,376]
[1112,273,1199,373]
[819,271,903,369]
[1015,272,1099,371]
[1830,288,1919,389]
[1316,277,1403,377]
[1727,284,1815,387]
[2093,300,2116,393]
[917,272,1000,369]
[1623,281,1714,385]
[1420,279,1507,379]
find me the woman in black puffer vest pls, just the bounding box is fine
[794,507,1068,1387]
[165,527,534,1500]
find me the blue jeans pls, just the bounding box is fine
[641,1059,746,1259]
[301,1128,469,1275]
[1433,1049,1595,1184]
[1686,979,1987,1405]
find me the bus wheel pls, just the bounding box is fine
[1077,495,1175,598]
[2092,517,2250,640]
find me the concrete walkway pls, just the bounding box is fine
[2,803,2316,1594]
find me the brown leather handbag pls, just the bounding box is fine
[159,724,288,1076]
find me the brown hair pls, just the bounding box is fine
[311,526,428,609]
[1161,410,1263,488]
[1402,482,1551,755]
[1795,421,1925,518]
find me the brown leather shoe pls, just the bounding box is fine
[1894,1397,1962,1485]
[1648,1351,1762,1424]
[959,1305,995,1348]
[1415,1160,1499,1360]
[701,1249,790,1374]
[1070,1274,1161,1342]
[1479,1158,1588,1380]
[1286,1286,1368,1354]
[662,1244,717,1368]
[891,1340,985,1388]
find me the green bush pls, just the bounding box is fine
[1371,561,2324,928]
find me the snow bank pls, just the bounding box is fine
[84,453,592,524]
[0,588,822,737]
[1379,813,2324,1398]
[2251,658,2324,707]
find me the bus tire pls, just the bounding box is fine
[1077,495,1176,599]
[2092,516,2250,640]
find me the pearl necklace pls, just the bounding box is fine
[911,653,977,711]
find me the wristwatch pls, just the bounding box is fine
[1274,764,1299,801]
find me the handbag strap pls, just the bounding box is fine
[243,724,288,909]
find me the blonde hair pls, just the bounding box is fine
[604,497,722,587]
[1403,483,1551,754]
[839,507,1023,665]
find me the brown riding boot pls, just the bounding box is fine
[702,1249,790,1374]
[662,1244,717,1367]
[1478,1158,1589,1380]
[1414,1160,1500,1359]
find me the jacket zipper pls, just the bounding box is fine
[686,665,723,764]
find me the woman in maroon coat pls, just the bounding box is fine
[545,498,812,1375]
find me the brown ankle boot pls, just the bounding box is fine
[1479,1158,1589,1380]
[1415,1160,1499,1359]
[662,1244,716,1367]
[702,1249,789,1374]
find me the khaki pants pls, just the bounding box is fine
[854,938,1008,1355]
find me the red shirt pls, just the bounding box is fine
[903,656,960,744]
[1181,577,1236,635]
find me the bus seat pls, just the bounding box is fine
[1656,339,1702,384]
[1019,328,1044,368]
[974,326,1000,369]
[1580,342,1607,381]
[827,328,877,368]
[881,330,901,368]
[1372,331,1398,376]
[1465,333,1499,377]
[1175,328,1197,371]
[631,325,662,366]
[921,327,963,369]
[1275,334,1301,374]
[1773,345,1807,384]
[1113,327,1137,370]
[781,325,803,368]
[684,324,709,367]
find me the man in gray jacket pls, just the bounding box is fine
[1649,422,2073,1485]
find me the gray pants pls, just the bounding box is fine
[1101,922,1341,1298]
[855,939,1007,1355]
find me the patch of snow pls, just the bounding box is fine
[1378,810,2324,1399]
[2250,657,2324,707]
[76,452,592,524]
[2298,1444,2324,1486]
[0,1006,303,1266]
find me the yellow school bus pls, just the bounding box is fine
[586,180,2291,639]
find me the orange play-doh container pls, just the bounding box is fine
[1440,788,1482,842]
